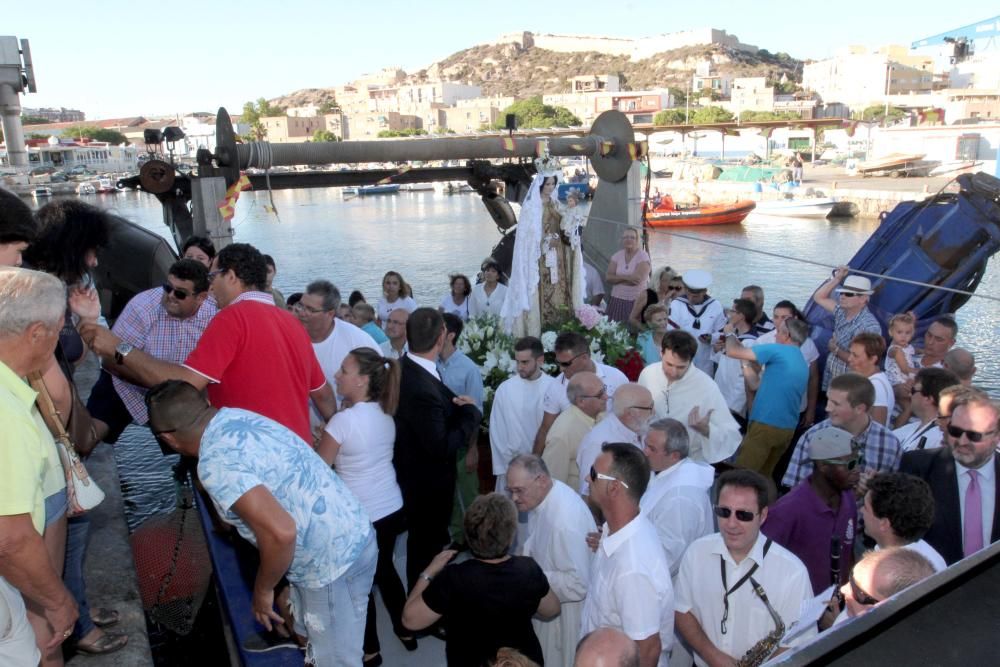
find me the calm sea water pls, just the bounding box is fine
[67,187,999,527]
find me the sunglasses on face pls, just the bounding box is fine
[850,573,880,606]
[816,457,861,470]
[589,465,629,489]
[839,292,862,298]
[946,423,999,443]
[557,352,587,369]
[910,386,924,396]
[162,283,192,300]
[713,506,757,522]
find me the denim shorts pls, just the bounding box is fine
[45,487,69,527]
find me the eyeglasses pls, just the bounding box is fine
[292,302,329,315]
[815,457,861,470]
[839,292,862,298]
[713,506,757,522]
[630,404,655,412]
[162,283,192,300]
[579,387,607,400]
[667,285,684,292]
[849,573,881,606]
[207,269,223,281]
[589,465,629,489]
[910,386,924,396]
[946,423,999,443]
[557,352,587,369]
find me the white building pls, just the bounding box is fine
[803,47,934,110]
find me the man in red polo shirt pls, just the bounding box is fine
[81,243,334,444]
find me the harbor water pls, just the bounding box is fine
[62,187,999,529]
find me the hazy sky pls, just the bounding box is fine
[5,2,988,119]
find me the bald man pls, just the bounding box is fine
[577,384,656,496]
[575,627,640,667]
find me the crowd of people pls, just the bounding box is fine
[1,192,997,667]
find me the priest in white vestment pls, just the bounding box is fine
[508,455,597,667]
[638,330,741,464]
[640,418,715,577]
[490,337,555,491]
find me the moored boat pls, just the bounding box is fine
[342,184,400,196]
[645,199,756,227]
[97,178,118,194]
[32,186,54,198]
[752,197,837,219]
[77,182,97,195]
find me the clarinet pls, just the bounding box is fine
[736,580,786,667]
[830,536,842,587]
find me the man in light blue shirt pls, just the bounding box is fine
[147,380,376,666]
[438,313,484,546]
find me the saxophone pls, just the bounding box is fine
[736,580,786,667]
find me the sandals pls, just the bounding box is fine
[75,631,128,655]
[90,607,120,628]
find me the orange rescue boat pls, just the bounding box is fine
[645,196,756,227]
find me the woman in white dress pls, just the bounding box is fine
[468,258,508,319]
[376,270,417,327]
[439,273,471,321]
[317,348,416,664]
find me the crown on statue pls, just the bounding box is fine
[534,153,562,179]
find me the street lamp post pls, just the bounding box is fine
[883,63,893,127]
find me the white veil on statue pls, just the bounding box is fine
[500,172,552,335]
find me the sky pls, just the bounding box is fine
[4,2,990,119]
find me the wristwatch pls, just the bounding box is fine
[418,572,433,584]
[114,342,134,365]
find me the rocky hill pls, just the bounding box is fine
[270,41,802,108]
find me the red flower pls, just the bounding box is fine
[616,349,646,382]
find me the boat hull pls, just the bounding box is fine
[645,200,756,227]
[753,198,837,219]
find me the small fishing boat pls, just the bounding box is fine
[77,183,97,195]
[752,197,838,219]
[342,184,400,196]
[32,186,54,198]
[645,199,756,227]
[433,181,473,195]
[97,178,118,194]
[399,183,434,192]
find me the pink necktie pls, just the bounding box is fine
[964,469,984,557]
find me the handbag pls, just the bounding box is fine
[27,372,105,516]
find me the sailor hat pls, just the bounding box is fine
[681,269,712,291]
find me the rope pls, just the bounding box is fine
[584,210,1000,304]
[244,142,281,222]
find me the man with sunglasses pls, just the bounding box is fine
[532,332,627,458]
[892,368,959,452]
[838,547,934,623]
[900,392,1000,565]
[581,443,674,667]
[812,267,881,392]
[762,428,859,594]
[84,258,217,443]
[675,470,813,667]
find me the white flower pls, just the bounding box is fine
[541,331,558,352]
[591,350,606,365]
[484,350,499,371]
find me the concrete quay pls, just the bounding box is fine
[657,164,973,218]
[66,356,153,667]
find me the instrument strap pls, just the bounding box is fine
[720,538,772,635]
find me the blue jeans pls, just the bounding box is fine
[63,514,96,638]
[290,531,377,667]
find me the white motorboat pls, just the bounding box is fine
[77,183,97,195]
[752,197,838,219]
[32,186,54,198]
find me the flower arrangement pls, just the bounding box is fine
[459,308,636,434]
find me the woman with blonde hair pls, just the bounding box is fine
[376,270,417,327]
[628,265,681,331]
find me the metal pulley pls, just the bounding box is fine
[139,159,176,194]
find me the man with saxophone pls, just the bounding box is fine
[674,470,814,667]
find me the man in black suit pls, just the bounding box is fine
[393,307,481,589]
[900,393,1000,565]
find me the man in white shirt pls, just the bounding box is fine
[533,332,628,457]
[710,298,757,423]
[491,336,555,492]
[543,372,605,491]
[638,330,741,465]
[861,472,948,571]
[296,280,379,410]
[507,454,597,667]
[669,269,725,375]
[674,470,814,667]
[893,367,959,451]
[380,308,409,360]
[581,443,674,667]
[640,418,715,577]
[578,384,654,496]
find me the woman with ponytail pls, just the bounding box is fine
[317,348,414,665]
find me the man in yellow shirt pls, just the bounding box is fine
[0,267,79,664]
